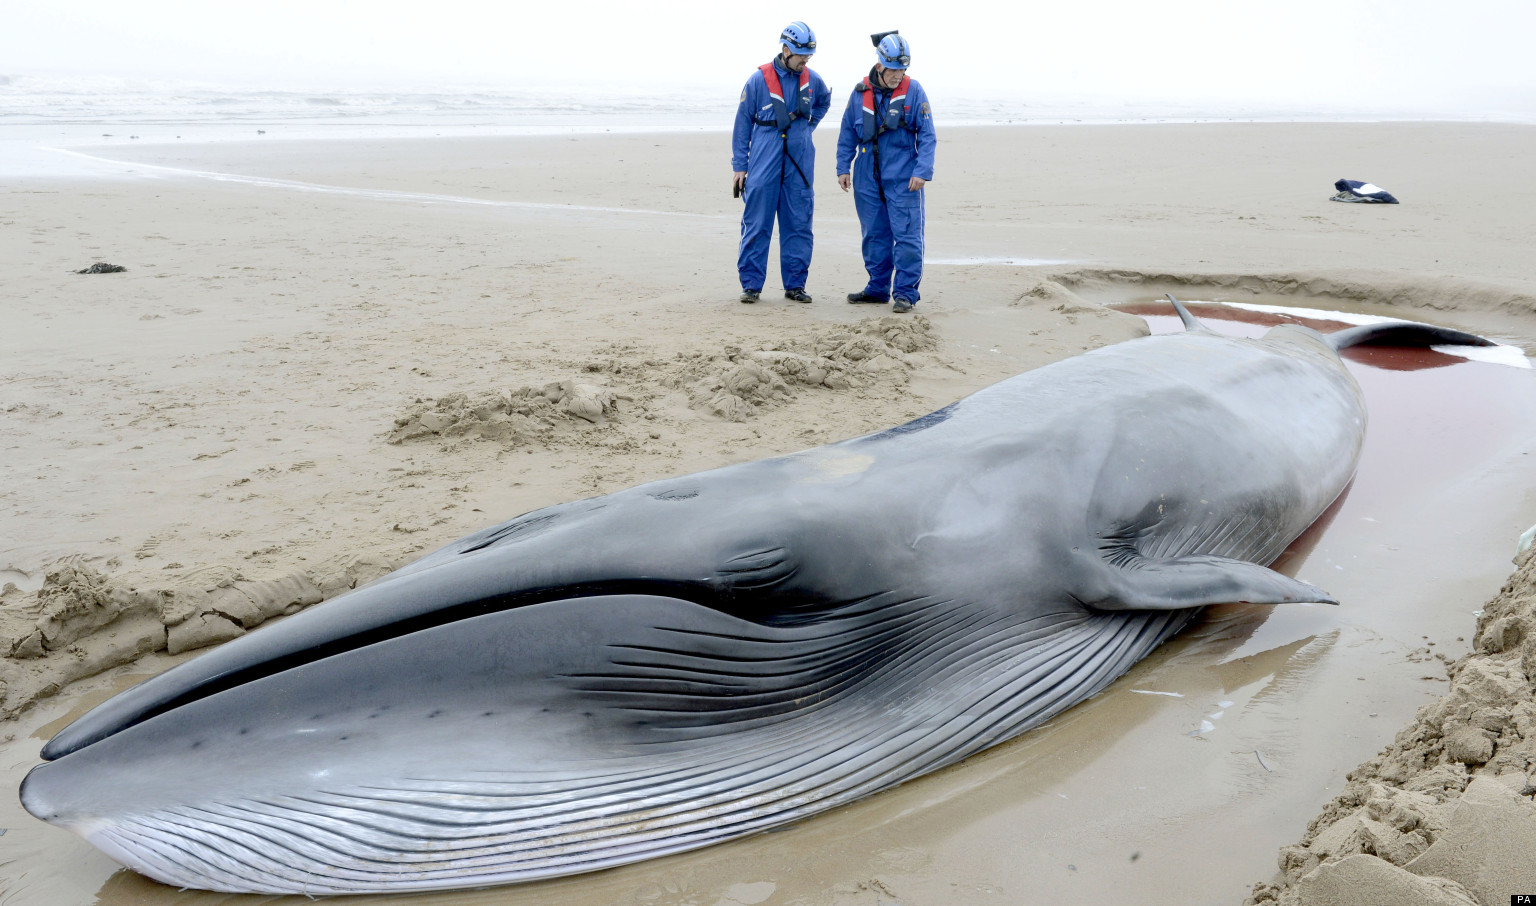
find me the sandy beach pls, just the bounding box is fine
[2,122,1536,905]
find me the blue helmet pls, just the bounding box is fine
[780,21,817,55]
[876,34,912,70]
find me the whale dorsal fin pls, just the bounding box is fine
[1084,552,1337,610]
[1165,293,1209,333]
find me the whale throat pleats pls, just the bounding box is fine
[78,604,1190,894]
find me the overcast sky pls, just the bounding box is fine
[7,1,1535,115]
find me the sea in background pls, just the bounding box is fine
[3,73,1533,178]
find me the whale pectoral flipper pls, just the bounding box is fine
[1088,554,1337,610]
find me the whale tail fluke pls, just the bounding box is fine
[1326,321,1496,352]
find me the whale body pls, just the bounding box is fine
[19,301,1492,893]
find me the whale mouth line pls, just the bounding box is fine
[41,579,841,762]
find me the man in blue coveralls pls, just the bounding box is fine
[732,22,832,305]
[836,33,936,313]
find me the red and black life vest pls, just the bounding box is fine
[754,61,813,130]
[859,74,911,142]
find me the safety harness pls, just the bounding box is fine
[751,60,813,189]
[755,61,813,129]
[859,74,911,142]
[856,73,914,202]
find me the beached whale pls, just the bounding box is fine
[20,300,1493,894]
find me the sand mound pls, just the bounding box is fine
[665,315,937,422]
[388,315,939,443]
[0,555,397,720]
[388,380,626,446]
[1246,547,1536,905]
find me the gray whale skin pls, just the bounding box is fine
[20,300,1492,894]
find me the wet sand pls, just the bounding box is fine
[2,123,1536,904]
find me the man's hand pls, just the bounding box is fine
[733,171,747,193]
[838,173,851,192]
[908,176,927,191]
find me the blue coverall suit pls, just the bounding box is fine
[835,72,936,304]
[732,58,831,293]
